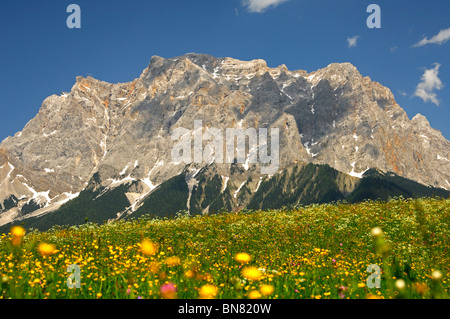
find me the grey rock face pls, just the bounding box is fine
[0,53,449,226]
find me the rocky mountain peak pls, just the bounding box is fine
[412,113,431,127]
[306,62,360,85]
[0,53,449,228]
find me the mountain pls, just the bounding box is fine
[0,53,449,230]
[4,162,448,232]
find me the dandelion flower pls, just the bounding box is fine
[198,284,218,299]
[235,253,251,264]
[11,226,25,237]
[148,261,160,274]
[10,226,25,246]
[242,267,262,281]
[248,290,261,299]
[96,292,102,298]
[38,243,56,256]
[259,284,274,296]
[140,239,157,256]
[165,256,181,267]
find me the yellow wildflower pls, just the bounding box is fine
[140,239,157,256]
[199,284,218,299]
[38,243,56,257]
[235,253,251,264]
[11,226,26,237]
[248,290,262,299]
[259,284,274,296]
[165,256,181,267]
[10,226,25,246]
[242,267,262,281]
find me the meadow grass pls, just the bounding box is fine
[0,197,448,299]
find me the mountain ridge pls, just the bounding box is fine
[1,160,448,233]
[1,53,449,228]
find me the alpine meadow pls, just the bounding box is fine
[1,197,449,299]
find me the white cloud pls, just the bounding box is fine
[242,0,290,13]
[414,63,443,106]
[398,90,407,97]
[414,27,450,47]
[347,36,359,48]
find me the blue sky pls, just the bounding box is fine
[0,0,449,141]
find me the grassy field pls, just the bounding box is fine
[0,197,449,299]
